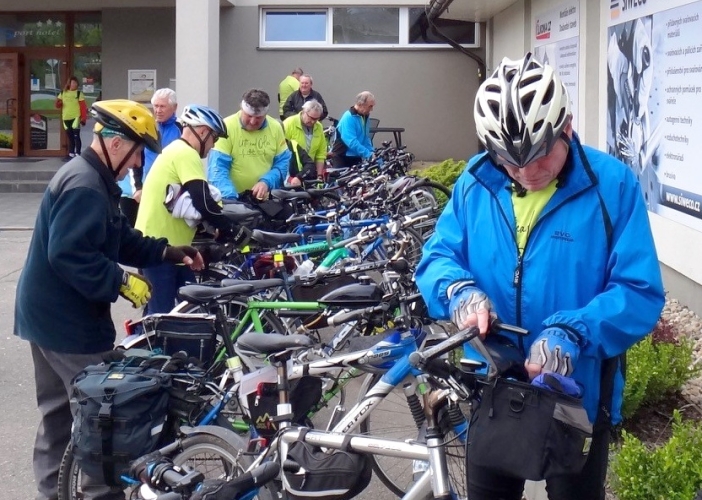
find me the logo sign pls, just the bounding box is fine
[611,0,648,20]
[535,19,552,40]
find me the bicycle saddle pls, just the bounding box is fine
[317,281,384,307]
[236,332,314,356]
[250,229,302,245]
[271,189,312,201]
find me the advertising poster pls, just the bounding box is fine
[128,69,156,103]
[607,0,702,231]
[533,1,580,125]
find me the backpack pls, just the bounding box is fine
[70,359,172,485]
[283,428,372,500]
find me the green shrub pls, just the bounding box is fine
[621,319,698,419]
[610,412,702,500]
[0,133,12,149]
[413,158,466,190]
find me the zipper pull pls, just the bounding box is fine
[513,256,523,287]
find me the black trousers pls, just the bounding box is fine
[331,154,362,170]
[63,119,82,155]
[467,421,611,500]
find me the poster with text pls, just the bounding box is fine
[607,0,702,231]
[533,1,580,125]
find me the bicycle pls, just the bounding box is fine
[171,325,493,500]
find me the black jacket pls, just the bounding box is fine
[282,90,328,120]
[14,149,168,354]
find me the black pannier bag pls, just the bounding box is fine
[70,360,172,485]
[140,313,219,367]
[283,428,372,500]
[247,376,322,439]
[467,376,593,481]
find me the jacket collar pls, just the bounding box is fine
[160,114,178,129]
[468,133,597,213]
[83,147,122,198]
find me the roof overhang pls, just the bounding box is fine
[428,0,520,23]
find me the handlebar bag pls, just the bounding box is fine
[467,376,593,481]
[283,428,372,500]
[70,361,172,485]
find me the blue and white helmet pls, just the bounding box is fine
[180,104,228,139]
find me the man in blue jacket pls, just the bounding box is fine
[330,91,375,169]
[118,88,181,226]
[416,53,664,500]
[14,99,204,500]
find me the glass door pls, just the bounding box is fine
[24,53,66,157]
[0,53,20,157]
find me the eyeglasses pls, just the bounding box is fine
[304,111,322,122]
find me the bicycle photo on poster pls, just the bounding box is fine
[128,69,156,103]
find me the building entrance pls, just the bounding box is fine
[0,12,101,157]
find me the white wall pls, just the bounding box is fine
[489,1,528,72]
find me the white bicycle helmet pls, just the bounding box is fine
[180,104,228,138]
[474,53,571,168]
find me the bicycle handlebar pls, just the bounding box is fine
[408,327,480,369]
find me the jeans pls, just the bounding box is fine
[142,261,196,316]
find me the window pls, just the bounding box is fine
[260,7,479,48]
[263,11,326,43]
[333,8,399,45]
[408,8,477,45]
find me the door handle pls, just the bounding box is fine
[6,98,16,117]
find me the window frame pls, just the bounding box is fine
[259,6,480,49]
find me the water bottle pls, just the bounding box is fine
[293,259,315,276]
[226,356,244,385]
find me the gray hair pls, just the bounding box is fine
[242,88,270,109]
[356,91,375,106]
[302,99,323,116]
[151,88,177,106]
[300,74,314,85]
[292,67,304,76]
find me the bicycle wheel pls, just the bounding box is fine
[357,373,468,498]
[57,445,133,500]
[172,432,278,500]
[402,181,452,240]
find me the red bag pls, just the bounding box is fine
[55,98,63,109]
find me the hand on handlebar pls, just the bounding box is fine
[449,285,494,336]
[525,327,581,379]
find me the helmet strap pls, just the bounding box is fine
[186,124,209,158]
[98,134,140,178]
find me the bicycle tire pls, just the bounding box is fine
[357,373,468,498]
[173,432,279,500]
[57,444,133,500]
[401,181,451,240]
